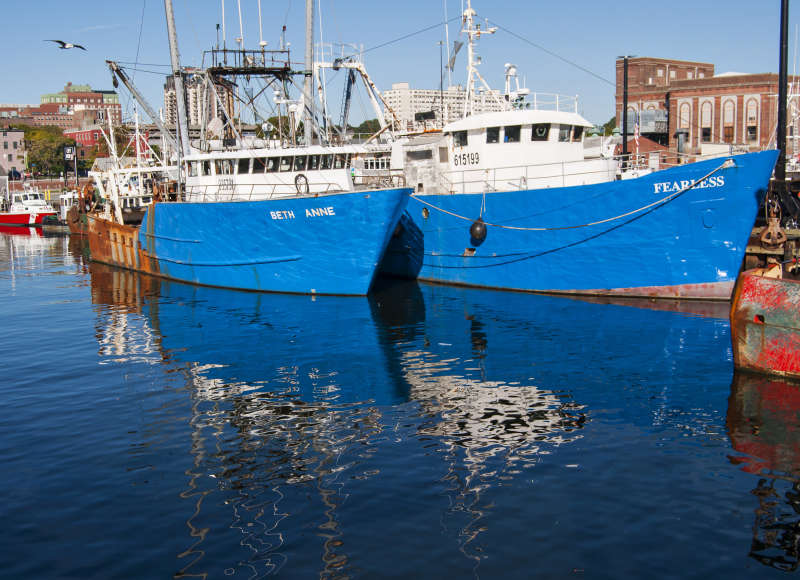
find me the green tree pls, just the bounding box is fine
[12,124,77,176]
[602,116,617,136]
[350,118,381,136]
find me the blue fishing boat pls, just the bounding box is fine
[87,0,411,296]
[382,150,777,299]
[89,187,409,295]
[378,0,779,300]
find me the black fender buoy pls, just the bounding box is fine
[470,217,487,244]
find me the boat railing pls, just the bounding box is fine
[524,93,580,114]
[183,180,350,202]
[443,156,619,193]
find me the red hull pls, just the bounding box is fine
[731,269,800,379]
[0,211,56,226]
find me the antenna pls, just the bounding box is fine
[236,0,244,49]
[258,0,267,47]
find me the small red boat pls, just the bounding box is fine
[0,186,57,226]
[731,263,800,379]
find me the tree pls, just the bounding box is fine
[602,116,617,136]
[12,124,77,176]
[350,118,381,136]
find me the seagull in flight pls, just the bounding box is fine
[46,39,86,51]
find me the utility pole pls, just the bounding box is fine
[776,0,789,191]
[620,56,631,161]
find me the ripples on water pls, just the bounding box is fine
[2,230,800,579]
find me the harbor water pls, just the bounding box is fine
[2,229,800,579]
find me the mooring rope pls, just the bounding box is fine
[411,159,734,232]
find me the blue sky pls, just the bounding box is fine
[1,0,795,124]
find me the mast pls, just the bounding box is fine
[461,0,499,117]
[164,0,191,158]
[776,0,789,190]
[304,0,315,145]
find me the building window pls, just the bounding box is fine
[657,69,664,77]
[723,100,736,144]
[504,125,521,142]
[670,70,676,79]
[531,123,550,141]
[746,99,759,143]
[486,126,500,144]
[679,103,691,129]
[700,101,713,143]
[687,72,693,80]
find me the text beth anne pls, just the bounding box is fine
[269,207,336,220]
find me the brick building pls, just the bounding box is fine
[615,57,798,157]
[0,83,121,131]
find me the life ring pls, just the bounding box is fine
[295,173,309,195]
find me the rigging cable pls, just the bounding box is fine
[486,19,614,87]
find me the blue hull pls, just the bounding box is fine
[93,187,411,296]
[380,151,778,299]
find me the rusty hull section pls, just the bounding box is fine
[87,213,160,278]
[731,270,800,379]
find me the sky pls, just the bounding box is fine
[1,0,796,125]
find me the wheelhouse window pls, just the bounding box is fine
[572,126,583,142]
[215,159,233,175]
[333,154,349,169]
[453,130,468,147]
[237,158,251,174]
[320,154,333,170]
[558,125,571,142]
[504,125,521,143]
[279,156,293,172]
[266,157,279,172]
[293,155,307,171]
[189,162,199,177]
[202,160,211,176]
[253,157,268,172]
[308,155,320,170]
[531,123,550,141]
[486,126,500,144]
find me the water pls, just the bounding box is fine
[1,229,799,579]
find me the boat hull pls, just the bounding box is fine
[87,187,411,295]
[0,211,56,227]
[380,150,778,299]
[731,269,800,379]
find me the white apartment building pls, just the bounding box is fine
[382,82,506,132]
[163,73,218,128]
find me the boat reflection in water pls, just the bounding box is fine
[88,263,737,577]
[728,372,800,572]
